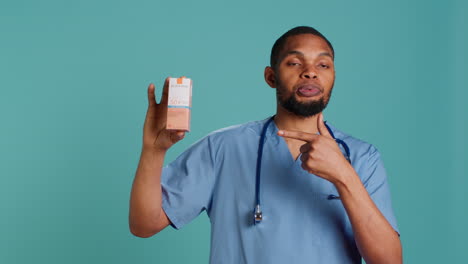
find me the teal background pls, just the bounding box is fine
[1,0,467,263]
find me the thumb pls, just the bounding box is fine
[317,113,333,139]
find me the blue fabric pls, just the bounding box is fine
[161,117,399,264]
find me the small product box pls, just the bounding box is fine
[166,77,192,131]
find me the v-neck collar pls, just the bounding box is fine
[263,117,303,166]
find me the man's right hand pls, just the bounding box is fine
[130,79,181,237]
[143,78,185,152]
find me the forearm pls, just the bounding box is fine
[129,147,167,237]
[335,169,402,264]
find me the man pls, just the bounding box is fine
[129,26,402,263]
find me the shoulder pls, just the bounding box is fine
[325,121,379,155]
[209,119,266,137]
[204,118,270,144]
[325,122,382,174]
[184,118,270,154]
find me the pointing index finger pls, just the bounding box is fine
[277,130,318,142]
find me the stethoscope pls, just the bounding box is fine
[254,116,351,224]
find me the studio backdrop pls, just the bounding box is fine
[1,0,466,263]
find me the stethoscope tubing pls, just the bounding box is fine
[254,116,351,224]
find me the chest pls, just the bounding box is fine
[212,136,342,214]
[283,139,305,161]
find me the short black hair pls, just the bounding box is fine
[270,26,334,69]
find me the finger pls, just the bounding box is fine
[277,130,317,142]
[176,131,185,140]
[300,161,311,173]
[300,153,307,162]
[170,131,186,142]
[147,83,156,107]
[299,143,311,153]
[317,113,333,139]
[160,77,170,105]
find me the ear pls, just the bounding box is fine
[264,66,276,88]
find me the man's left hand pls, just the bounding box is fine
[277,113,353,184]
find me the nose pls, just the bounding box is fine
[300,65,317,79]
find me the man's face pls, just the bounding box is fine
[267,34,335,117]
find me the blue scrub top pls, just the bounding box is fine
[161,117,399,264]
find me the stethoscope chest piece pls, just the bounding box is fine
[254,204,263,224]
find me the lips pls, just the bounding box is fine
[296,84,322,97]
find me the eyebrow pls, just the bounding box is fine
[318,52,333,58]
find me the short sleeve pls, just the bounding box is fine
[161,136,216,230]
[360,146,400,235]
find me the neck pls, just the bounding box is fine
[274,106,320,134]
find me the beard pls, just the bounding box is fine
[276,83,333,118]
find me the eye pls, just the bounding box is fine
[287,62,301,66]
[319,63,330,69]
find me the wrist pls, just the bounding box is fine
[141,145,167,158]
[332,164,359,192]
